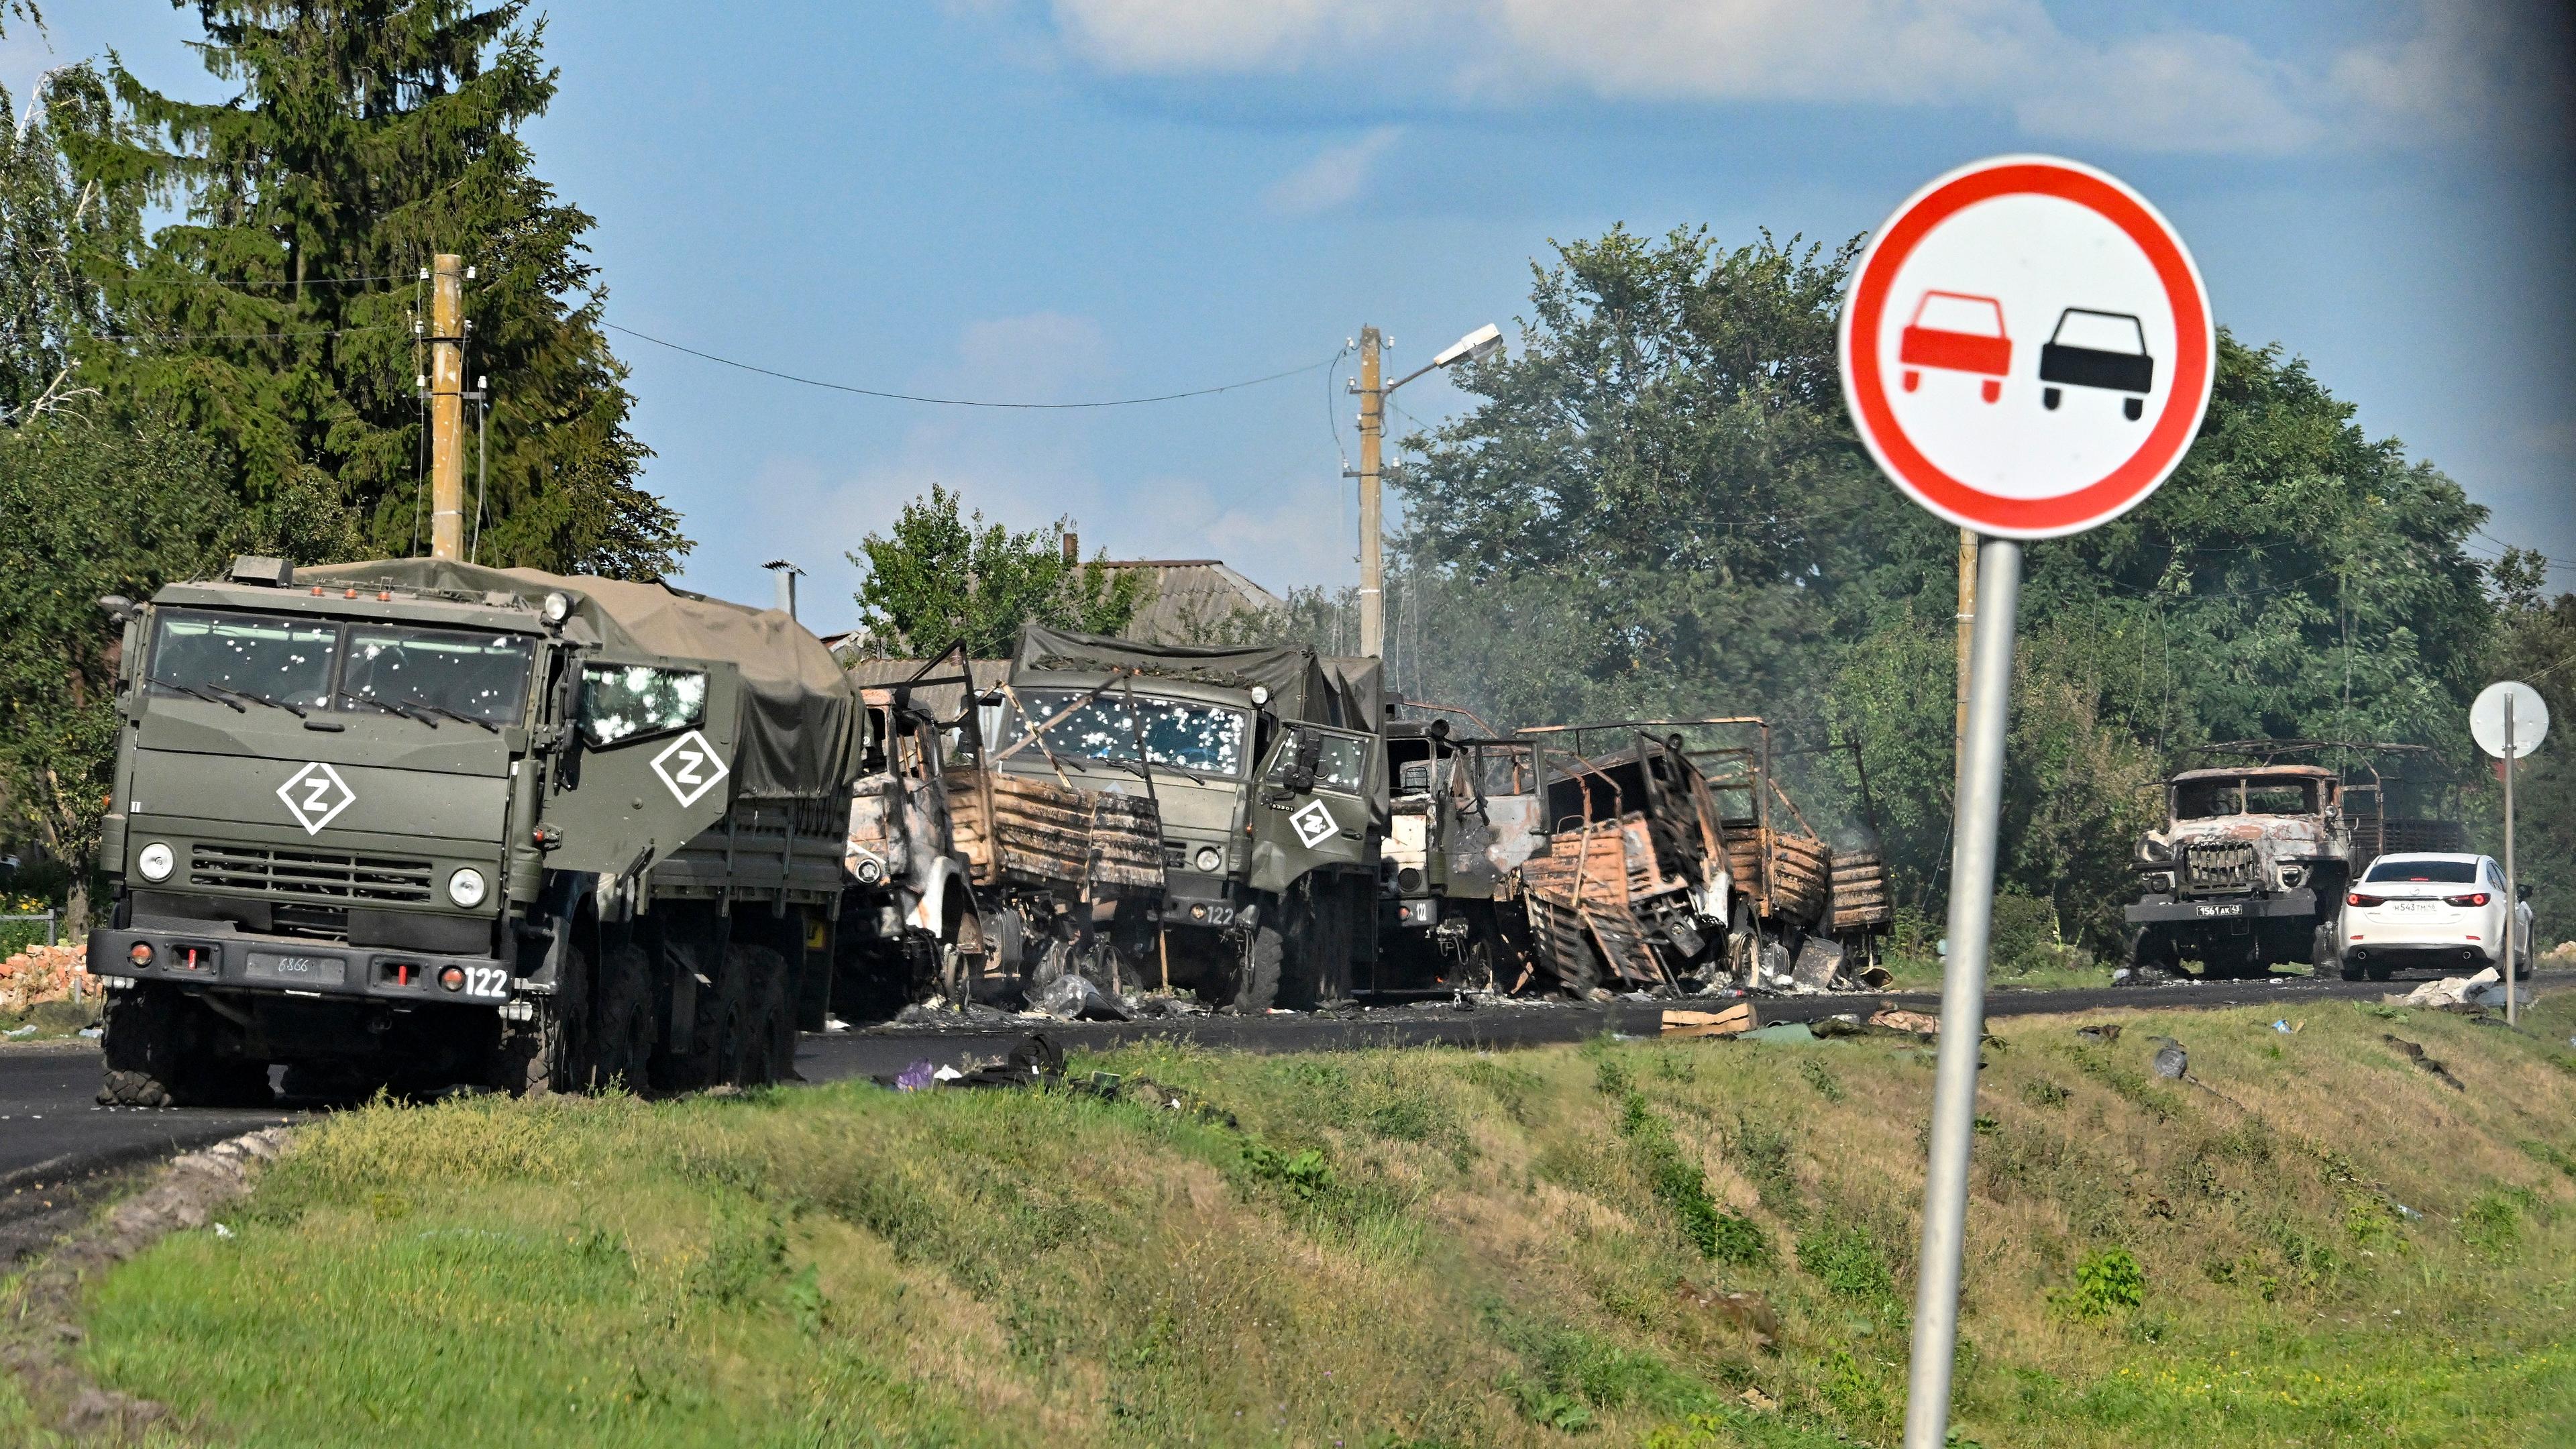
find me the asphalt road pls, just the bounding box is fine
[2,966,2559,1255]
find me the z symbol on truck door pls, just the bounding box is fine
[276,761,356,835]
[650,729,730,807]
[1289,798,1339,849]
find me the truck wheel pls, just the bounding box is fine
[2319,925,2361,981]
[591,945,657,1093]
[733,943,796,1086]
[1233,916,1283,1014]
[687,946,752,1087]
[98,987,270,1108]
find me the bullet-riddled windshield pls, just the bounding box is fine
[149,609,535,725]
[1014,689,1248,777]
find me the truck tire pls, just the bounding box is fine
[2320,924,2361,981]
[686,945,752,1088]
[1233,916,1283,1014]
[97,987,270,1108]
[735,943,796,1086]
[591,945,657,1092]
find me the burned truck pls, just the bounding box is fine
[1373,717,1544,992]
[2124,747,2463,979]
[89,557,860,1104]
[987,628,1384,1010]
[1513,719,1876,995]
[837,645,1166,1014]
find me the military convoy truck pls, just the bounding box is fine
[989,628,1385,1010]
[88,556,861,1105]
[2124,745,2463,979]
[838,644,1166,1013]
[1373,718,1544,992]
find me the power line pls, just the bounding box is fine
[601,321,1333,409]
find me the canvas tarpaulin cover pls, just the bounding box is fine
[1012,627,1381,731]
[303,559,860,798]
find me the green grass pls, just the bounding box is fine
[34,995,2576,1446]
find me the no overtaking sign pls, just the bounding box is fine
[1839,155,2216,538]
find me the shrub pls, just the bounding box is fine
[1797,1224,1895,1303]
[2063,1246,2145,1320]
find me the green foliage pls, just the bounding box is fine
[849,484,1148,656]
[0,413,234,927]
[2491,553,2573,937]
[1796,1223,1896,1303]
[74,0,684,575]
[2062,1246,2147,1320]
[2463,1191,2525,1258]
[1240,1141,1335,1203]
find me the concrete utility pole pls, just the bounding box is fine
[427,253,466,561]
[1348,321,1502,659]
[1954,527,1976,791]
[1356,325,1386,658]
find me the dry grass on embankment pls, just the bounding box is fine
[11,994,2576,1447]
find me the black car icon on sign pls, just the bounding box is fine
[2039,309,2155,421]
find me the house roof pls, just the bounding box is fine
[1097,559,1289,646]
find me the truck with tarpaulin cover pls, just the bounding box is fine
[837,643,1166,1014]
[87,555,863,1104]
[988,627,1384,1010]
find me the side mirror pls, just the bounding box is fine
[2520,883,2532,902]
[98,595,134,621]
[1294,731,1323,773]
[1287,767,1318,793]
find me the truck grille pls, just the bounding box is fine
[1164,841,1188,869]
[187,844,436,904]
[2182,841,2259,894]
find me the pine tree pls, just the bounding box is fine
[72,0,686,576]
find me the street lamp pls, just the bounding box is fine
[1351,321,1503,657]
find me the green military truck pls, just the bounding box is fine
[1374,718,1544,992]
[990,628,1383,1010]
[89,556,861,1104]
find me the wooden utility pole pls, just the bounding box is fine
[427,254,466,561]
[1356,325,1385,658]
[1953,526,1977,792]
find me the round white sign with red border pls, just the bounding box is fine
[1839,155,2214,538]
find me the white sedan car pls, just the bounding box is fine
[2338,852,2536,981]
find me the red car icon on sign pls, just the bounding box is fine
[1900,290,2010,403]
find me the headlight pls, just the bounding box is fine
[137,841,175,882]
[853,857,885,884]
[541,591,572,625]
[447,867,488,908]
[1193,846,1223,873]
[1248,685,1270,706]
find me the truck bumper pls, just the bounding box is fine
[1385,897,1438,929]
[90,924,520,1011]
[2124,889,2317,926]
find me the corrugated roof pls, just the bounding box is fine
[1102,559,1289,646]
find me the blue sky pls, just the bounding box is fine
[9,1,2573,632]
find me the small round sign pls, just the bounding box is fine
[2472,681,2549,760]
[1839,155,2216,538]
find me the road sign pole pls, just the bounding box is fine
[1903,534,2021,1449]
[2504,696,2517,1028]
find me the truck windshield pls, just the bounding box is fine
[149,609,534,724]
[345,625,536,724]
[1015,689,1248,776]
[2175,777,2314,818]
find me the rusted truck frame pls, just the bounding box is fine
[838,645,1165,1014]
[1512,718,1888,994]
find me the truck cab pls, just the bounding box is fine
[992,628,1383,1010]
[1375,721,1542,991]
[2126,765,2350,978]
[91,556,855,1104]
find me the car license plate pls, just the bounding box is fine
[2390,900,2437,914]
[245,950,347,985]
[2194,902,2244,918]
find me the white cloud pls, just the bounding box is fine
[1039,0,2569,157]
[1264,127,1401,216]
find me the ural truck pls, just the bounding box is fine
[838,645,1166,1014]
[2124,744,2463,979]
[989,627,1384,1010]
[1515,719,1857,994]
[1373,716,1544,993]
[89,556,861,1105]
